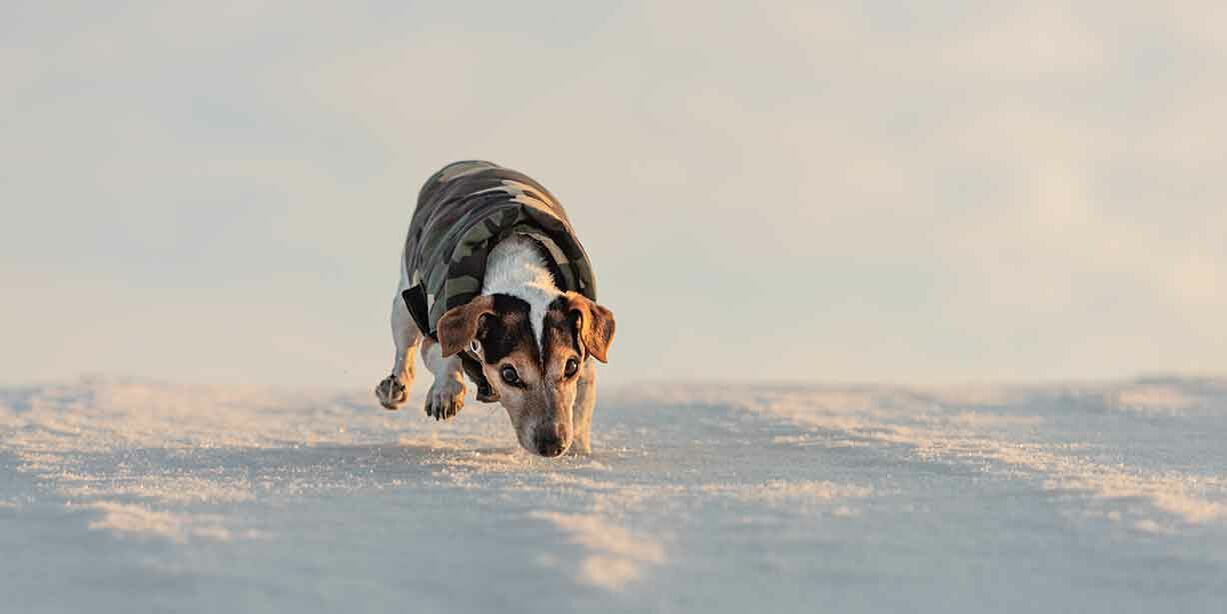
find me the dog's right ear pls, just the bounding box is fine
[437,295,496,357]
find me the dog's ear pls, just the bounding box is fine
[565,292,615,363]
[437,295,496,357]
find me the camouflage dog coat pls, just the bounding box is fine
[401,160,598,341]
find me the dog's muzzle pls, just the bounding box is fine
[534,423,568,457]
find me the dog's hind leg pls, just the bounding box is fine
[420,336,468,420]
[569,359,598,454]
[375,293,421,410]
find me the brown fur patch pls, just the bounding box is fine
[436,295,496,357]
[561,292,615,363]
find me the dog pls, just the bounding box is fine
[375,161,615,457]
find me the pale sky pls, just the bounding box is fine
[3,1,1224,387]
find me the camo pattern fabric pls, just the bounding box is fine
[402,160,597,337]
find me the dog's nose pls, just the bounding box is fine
[535,424,567,457]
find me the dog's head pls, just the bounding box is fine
[436,292,615,457]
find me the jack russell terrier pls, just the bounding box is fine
[375,161,615,457]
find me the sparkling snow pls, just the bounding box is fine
[2,376,1225,612]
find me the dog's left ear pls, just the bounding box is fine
[565,292,615,363]
[437,295,496,357]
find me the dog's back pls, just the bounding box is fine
[401,161,595,340]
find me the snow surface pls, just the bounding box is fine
[2,376,1225,612]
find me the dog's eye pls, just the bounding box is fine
[500,365,521,386]
[564,358,579,378]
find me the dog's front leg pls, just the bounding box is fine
[421,336,467,420]
[569,359,598,454]
[376,293,421,410]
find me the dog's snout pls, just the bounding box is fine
[537,435,563,457]
[534,424,568,457]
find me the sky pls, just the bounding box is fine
[2,1,1224,387]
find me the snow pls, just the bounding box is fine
[2,376,1225,612]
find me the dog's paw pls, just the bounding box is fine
[375,375,409,410]
[425,377,466,421]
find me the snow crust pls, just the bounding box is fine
[2,376,1225,612]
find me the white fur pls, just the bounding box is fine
[480,234,563,352]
